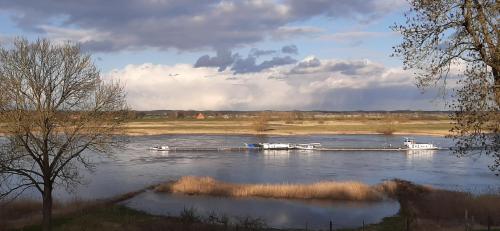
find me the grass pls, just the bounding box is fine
[155,176,385,201]
[3,178,500,231]
[410,191,500,226]
[338,215,406,231]
[121,118,453,136]
[2,116,453,136]
[155,177,500,230]
[12,204,276,231]
[0,199,101,230]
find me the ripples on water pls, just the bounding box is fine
[123,192,399,229]
[47,134,499,199]
[9,134,500,228]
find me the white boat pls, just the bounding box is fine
[295,143,321,150]
[260,143,295,150]
[149,145,170,151]
[403,138,438,150]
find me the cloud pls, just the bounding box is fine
[107,57,446,111]
[285,0,407,21]
[281,45,298,54]
[194,49,237,72]
[194,47,298,74]
[249,48,276,57]
[321,31,398,46]
[294,56,321,69]
[107,63,305,110]
[232,55,297,74]
[0,0,406,52]
[271,26,324,40]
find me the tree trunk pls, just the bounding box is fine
[42,184,53,231]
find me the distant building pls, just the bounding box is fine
[195,113,206,120]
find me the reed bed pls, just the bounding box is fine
[412,190,500,225]
[155,176,385,201]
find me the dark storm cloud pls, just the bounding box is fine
[281,45,298,54]
[195,45,298,74]
[194,49,237,72]
[232,56,297,74]
[285,0,404,20]
[249,48,277,57]
[0,0,405,52]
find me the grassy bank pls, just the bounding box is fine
[3,178,500,231]
[155,176,386,201]
[13,205,276,231]
[4,203,407,231]
[1,115,453,137]
[122,118,452,136]
[155,177,500,230]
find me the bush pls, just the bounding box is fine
[180,207,201,224]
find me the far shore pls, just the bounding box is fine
[122,119,453,137]
[0,119,453,137]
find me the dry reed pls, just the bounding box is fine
[155,176,385,201]
[412,191,500,225]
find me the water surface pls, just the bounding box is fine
[60,134,499,200]
[124,191,399,229]
[11,134,500,229]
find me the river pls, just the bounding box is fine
[14,134,500,229]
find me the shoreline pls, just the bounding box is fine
[0,131,450,137]
[122,119,453,137]
[3,178,499,231]
[123,130,450,137]
[1,119,454,138]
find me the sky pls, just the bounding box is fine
[0,0,449,111]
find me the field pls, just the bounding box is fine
[0,112,453,137]
[123,114,453,137]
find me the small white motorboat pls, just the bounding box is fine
[403,138,438,150]
[149,145,170,151]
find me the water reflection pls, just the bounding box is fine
[12,134,498,202]
[405,149,436,161]
[124,191,399,229]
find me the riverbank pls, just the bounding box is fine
[0,117,454,137]
[123,119,453,137]
[3,179,499,231]
[5,204,409,231]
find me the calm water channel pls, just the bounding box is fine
[14,134,500,229]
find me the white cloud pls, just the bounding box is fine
[106,57,446,111]
[107,63,307,110]
[39,25,111,44]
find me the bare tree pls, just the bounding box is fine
[393,0,499,174]
[0,38,127,230]
[252,112,271,132]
